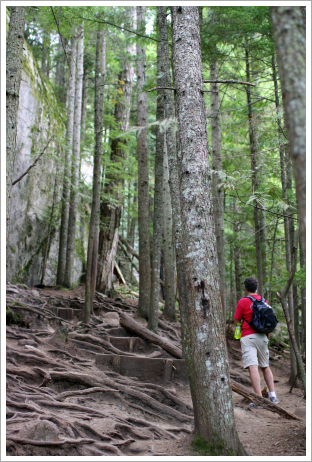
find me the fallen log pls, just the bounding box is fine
[119,312,183,359]
[231,380,302,420]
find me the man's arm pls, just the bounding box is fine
[234,317,242,326]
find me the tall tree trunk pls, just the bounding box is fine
[136,6,151,319]
[245,42,264,296]
[84,31,106,323]
[171,7,245,455]
[97,9,135,294]
[55,35,66,103]
[272,54,297,382]
[56,35,77,285]
[6,6,27,247]
[162,141,176,320]
[210,58,226,323]
[79,64,90,282]
[148,26,165,331]
[64,25,84,288]
[157,6,190,365]
[270,6,306,258]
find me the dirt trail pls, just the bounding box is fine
[6,284,306,457]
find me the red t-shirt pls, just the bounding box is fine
[234,295,268,338]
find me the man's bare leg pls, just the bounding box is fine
[248,365,262,395]
[261,366,275,392]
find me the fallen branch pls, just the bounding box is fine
[12,137,53,186]
[119,312,183,359]
[231,380,302,420]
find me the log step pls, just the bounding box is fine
[95,354,189,383]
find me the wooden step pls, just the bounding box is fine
[95,354,188,383]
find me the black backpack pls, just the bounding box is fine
[244,296,278,334]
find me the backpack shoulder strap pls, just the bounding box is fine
[245,295,256,302]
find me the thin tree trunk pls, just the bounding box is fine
[96,10,135,295]
[245,41,264,296]
[271,54,297,382]
[277,227,305,394]
[84,31,106,323]
[171,7,245,455]
[55,35,66,103]
[210,58,226,323]
[148,16,165,332]
[299,232,306,363]
[136,6,151,319]
[270,6,306,258]
[78,63,90,282]
[6,6,27,244]
[233,215,243,301]
[64,25,84,288]
[162,141,176,321]
[41,165,59,285]
[56,35,77,285]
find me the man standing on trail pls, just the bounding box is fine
[234,277,279,407]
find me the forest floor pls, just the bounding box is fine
[6,282,306,458]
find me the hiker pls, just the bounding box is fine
[234,277,279,407]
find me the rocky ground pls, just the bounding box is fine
[6,283,306,458]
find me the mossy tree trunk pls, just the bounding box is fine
[84,30,106,323]
[171,6,246,455]
[6,6,27,249]
[136,6,151,319]
[162,142,176,321]
[64,25,84,288]
[148,10,165,332]
[56,34,77,285]
[97,9,135,295]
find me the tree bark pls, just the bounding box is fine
[84,31,106,323]
[136,6,151,319]
[277,227,306,394]
[171,7,245,455]
[270,6,306,258]
[97,9,135,295]
[162,142,176,321]
[56,35,77,285]
[245,41,264,296]
[64,25,84,288]
[210,58,226,322]
[6,6,27,245]
[148,17,165,331]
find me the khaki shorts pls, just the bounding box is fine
[240,333,269,369]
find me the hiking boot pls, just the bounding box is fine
[249,402,262,409]
[270,396,279,404]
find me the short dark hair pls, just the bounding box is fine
[244,277,258,293]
